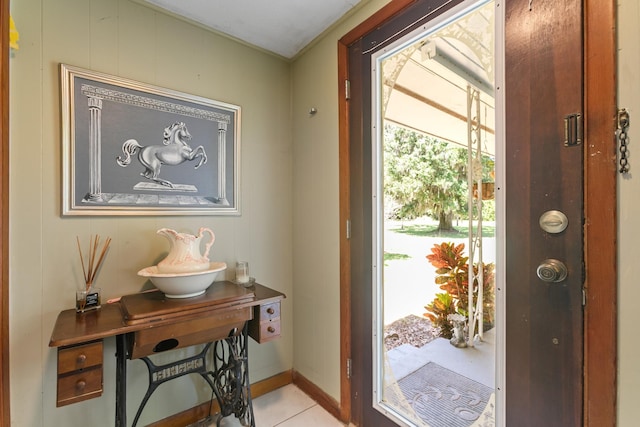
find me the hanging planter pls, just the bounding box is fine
[472,182,495,200]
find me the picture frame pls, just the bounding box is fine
[60,63,241,216]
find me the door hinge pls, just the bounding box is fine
[564,113,583,147]
[346,219,351,240]
[347,358,352,379]
[582,261,586,306]
[345,79,351,100]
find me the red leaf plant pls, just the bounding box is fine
[424,242,495,339]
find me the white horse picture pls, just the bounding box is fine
[116,122,208,188]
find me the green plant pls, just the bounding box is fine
[424,292,457,338]
[383,123,495,229]
[424,242,495,338]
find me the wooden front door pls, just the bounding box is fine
[504,0,583,424]
[341,0,590,425]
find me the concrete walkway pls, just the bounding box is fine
[386,329,495,389]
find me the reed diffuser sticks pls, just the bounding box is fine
[77,234,111,291]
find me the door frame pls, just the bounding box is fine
[1,0,10,425]
[337,0,617,425]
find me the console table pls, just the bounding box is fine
[49,281,285,427]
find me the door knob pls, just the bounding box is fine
[536,259,568,282]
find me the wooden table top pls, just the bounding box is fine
[49,282,285,348]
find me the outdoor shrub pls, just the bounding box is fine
[424,242,495,339]
[424,292,456,338]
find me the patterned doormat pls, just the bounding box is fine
[387,362,494,427]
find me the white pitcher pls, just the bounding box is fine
[156,227,215,274]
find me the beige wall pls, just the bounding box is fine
[290,0,377,401]
[9,0,293,425]
[617,0,639,425]
[289,0,390,403]
[291,33,343,400]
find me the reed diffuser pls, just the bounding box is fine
[76,235,111,313]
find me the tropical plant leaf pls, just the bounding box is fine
[424,241,496,339]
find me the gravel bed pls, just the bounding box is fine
[383,314,441,351]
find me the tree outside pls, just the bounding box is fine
[383,123,494,231]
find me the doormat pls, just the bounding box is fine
[387,362,494,427]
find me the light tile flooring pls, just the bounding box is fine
[213,330,495,427]
[218,384,345,427]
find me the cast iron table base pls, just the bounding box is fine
[115,324,255,427]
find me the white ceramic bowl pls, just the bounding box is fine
[137,261,227,298]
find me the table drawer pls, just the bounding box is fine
[56,366,103,407]
[128,307,252,359]
[249,301,281,343]
[257,302,280,321]
[58,341,103,375]
[255,319,281,342]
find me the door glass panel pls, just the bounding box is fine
[372,1,498,425]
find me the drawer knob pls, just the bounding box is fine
[75,380,86,392]
[267,326,276,333]
[76,354,87,365]
[266,307,275,315]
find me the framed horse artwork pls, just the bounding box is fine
[60,63,241,216]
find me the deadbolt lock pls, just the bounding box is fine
[537,259,568,283]
[539,210,568,234]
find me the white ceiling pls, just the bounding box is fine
[140,0,365,59]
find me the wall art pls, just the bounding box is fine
[60,64,241,215]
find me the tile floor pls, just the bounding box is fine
[211,331,495,427]
[217,384,345,427]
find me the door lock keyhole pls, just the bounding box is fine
[537,259,568,282]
